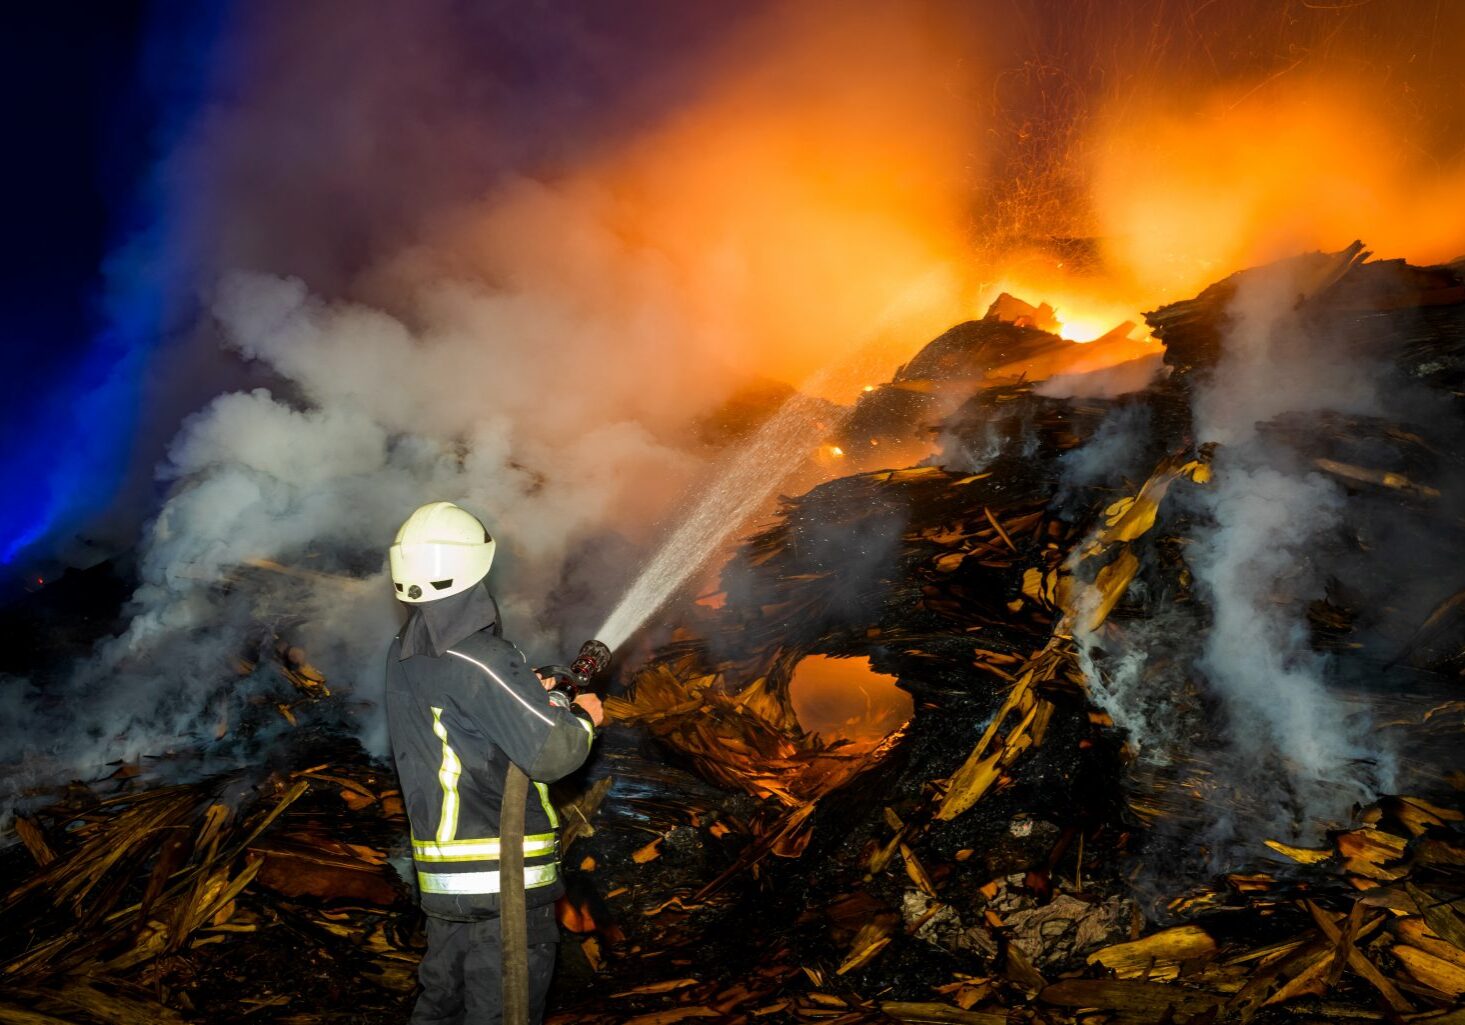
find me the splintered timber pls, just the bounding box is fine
[4,245,1465,1024]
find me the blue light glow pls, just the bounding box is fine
[0,3,234,567]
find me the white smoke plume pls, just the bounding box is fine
[1055,403,1153,498]
[1074,260,1396,853]
[1186,264,1392,833]
[1035,354,1165,400]
[1074,613,1176,763]
[53,194,722,753]
[0,232,712,822]
[1,3,983,826]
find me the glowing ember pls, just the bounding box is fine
[788,655,912,746]
[1056,314,1129,344]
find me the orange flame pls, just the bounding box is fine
[788,655,912,747]
[434,5,1465,410]
[1093,81,1465,304]
[589,6,981,395]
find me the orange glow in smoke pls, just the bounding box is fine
[985,277,1155,348]
[438,9,1465,413]
[963,77,1465,368]
[1055,314,1132,345]
[588,6,980,398]
[1091,81,1465,306]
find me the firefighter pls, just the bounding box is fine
[384,501,603,1024]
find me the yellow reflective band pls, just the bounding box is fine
[535,781,559,829]
[430,706,462,842]
[417,863,559,895]
[412,833,558,863]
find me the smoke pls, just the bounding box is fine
[7,0,1464,840]
[1072,260,1399,857]
[1187,265,1392,832]
[938,414,1036,478]
[1056,404,1153,496]
[1075,607,1189,767]
[719,490,909,661]
[1189,462,1368,778]
[0,210,716,816]
[15,0,1465,573]
[1093,80,1465,303]
[1193,270,1383,446]
[0,1,986,819]
[942,1,1465,339]
[1036,355,1164,401]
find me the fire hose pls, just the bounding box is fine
[500,640,610,1025]
[499,765,531,1025]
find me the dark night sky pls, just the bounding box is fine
[3,7,133,380]
[0,3,238,590]
[1,4,157,581]
[2,4,150,425]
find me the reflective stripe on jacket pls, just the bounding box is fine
[384,626,595,918]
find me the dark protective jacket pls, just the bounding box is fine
[385,622,596,919]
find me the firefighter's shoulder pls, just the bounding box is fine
[444,631,534,684]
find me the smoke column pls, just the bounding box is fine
[1072,260,1397,854]
[1186,264,1391,832]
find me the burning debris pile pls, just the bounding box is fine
[5,243,1465,1024]
[595,242,1465,1020]
[0,739,417,1023]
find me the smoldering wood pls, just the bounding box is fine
[3,245,1465,1023]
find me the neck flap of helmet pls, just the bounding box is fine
[398,579,502,659]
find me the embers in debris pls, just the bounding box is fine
[787,654,912,748]
[842,318,1071,450]
[935,382,1118,475]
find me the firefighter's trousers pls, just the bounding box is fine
[411,905,558,1025]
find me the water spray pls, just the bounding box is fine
[591,273,955,652]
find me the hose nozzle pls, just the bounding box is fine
[569,639,611,681]
[537,639,612,698]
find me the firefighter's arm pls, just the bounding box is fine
[536,672,604,728]
[443,639,595,782]
[534,690,599,779]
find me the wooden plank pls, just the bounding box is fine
[1407,883,1465,954]
[1040,978,1222,1016]
[1306,901,1411,1013]
[879,1001,1009,1025]
[12,819,55,868]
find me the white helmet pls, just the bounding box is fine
[389,502,496,603]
